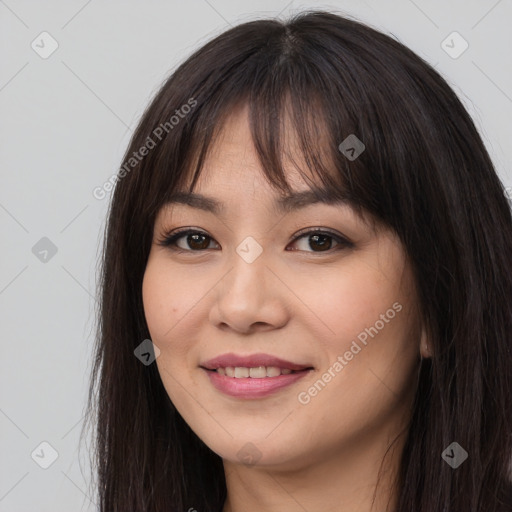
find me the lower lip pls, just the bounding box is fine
[202,368,312,399]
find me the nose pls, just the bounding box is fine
[209,249,290,334]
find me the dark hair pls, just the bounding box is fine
[82,10,512,512]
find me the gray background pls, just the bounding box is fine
[1,1,510,510]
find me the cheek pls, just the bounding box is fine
[299,256,419,396]
[142,257,207,342]
[296,259,407,345]
[142,266,174,340]
[142,259,199,405]
[294,274,418,445]
[142,255,220,391]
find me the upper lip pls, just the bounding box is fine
[200,353,313,371]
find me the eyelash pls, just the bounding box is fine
[156,227,354,254]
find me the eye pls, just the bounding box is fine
[157,229,219,251]
[287,229,353,253]
[157,227,353,253]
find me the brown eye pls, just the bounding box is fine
[158,228,352,254]
[183,233,211,250]
[158,229,219,251]
[287,229,352,253]
[308,233,334,251]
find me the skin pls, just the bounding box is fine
[142,104,430,512]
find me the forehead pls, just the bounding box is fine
[180,100,337,194]
[157,101,381,229]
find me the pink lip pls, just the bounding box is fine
[200,352,312,371]
[202,368,312,399]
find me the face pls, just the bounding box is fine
[142,104,425,471]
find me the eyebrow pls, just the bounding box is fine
[164,188,351,215]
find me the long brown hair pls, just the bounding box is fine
[82,10,512,511]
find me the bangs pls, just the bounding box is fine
[141,23,402,228]
[178,89,369,219]
[134,12,445,241]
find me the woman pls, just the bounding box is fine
[83,10,512,512]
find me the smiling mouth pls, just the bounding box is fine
[203,366,314,378]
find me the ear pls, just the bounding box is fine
[419,327,431,359]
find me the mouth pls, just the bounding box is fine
[200,352,313,373]
[199,353,314,399]
[202,366,313,378]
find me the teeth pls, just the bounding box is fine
[217,366,296,378]
[249,366,266,378]
[266,366,281,377]
[234,367,249,378]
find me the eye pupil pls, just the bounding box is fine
[188,233,210,250]
[310,234,332,251]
